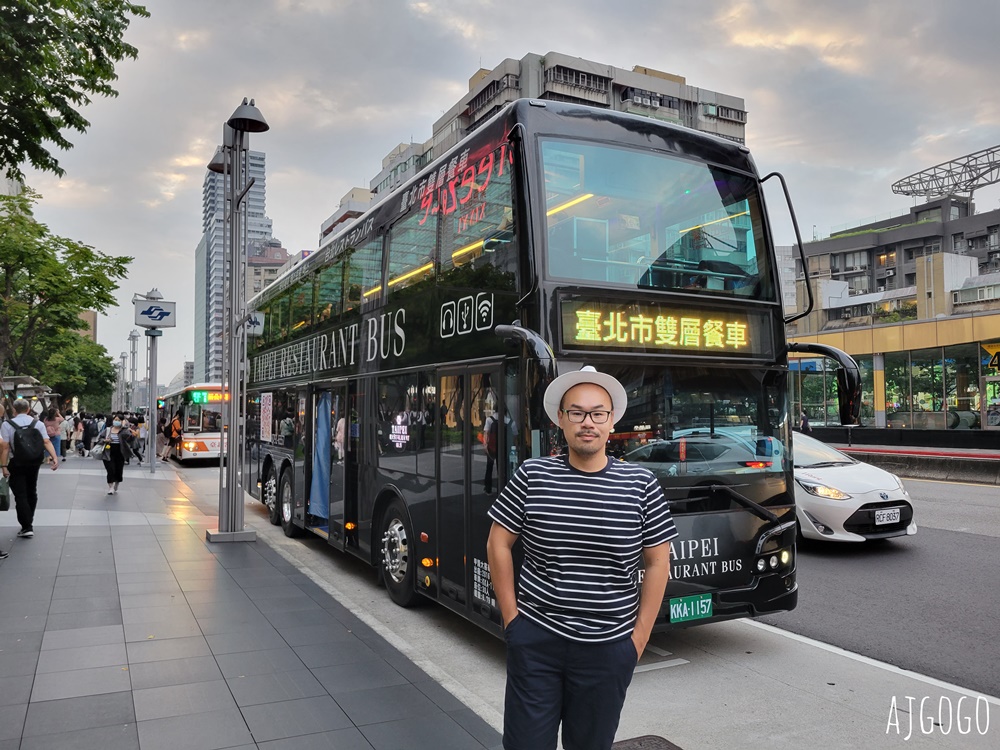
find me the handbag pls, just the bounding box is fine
[89,443,106,460]
[0,475,9,512]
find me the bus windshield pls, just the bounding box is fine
[542,138,774,299]
[606,364,789,507]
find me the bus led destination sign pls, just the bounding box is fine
[561,299,771,358]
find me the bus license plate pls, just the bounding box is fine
[875,508,900,525]
[669,593,712,623]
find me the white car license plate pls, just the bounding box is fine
[875,508,900,525]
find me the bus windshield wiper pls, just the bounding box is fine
[700,484,779,525]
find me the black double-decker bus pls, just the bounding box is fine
[243,99,858,635]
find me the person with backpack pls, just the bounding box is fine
[160,411,182,461]
[0,399,59,539]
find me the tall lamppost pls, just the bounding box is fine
[118,353,127,412]
[206,97,268,544]
[128,329,140,412]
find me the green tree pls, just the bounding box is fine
[0,187,132,379]
[0,0,150,180]
[36,328,116,410]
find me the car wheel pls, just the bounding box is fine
[380,498,419,607]
[279,470,300,538]
[263,466,280,526]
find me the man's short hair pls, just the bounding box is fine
[12,398,30,414]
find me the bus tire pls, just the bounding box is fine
[263,466,280,526]
[279,470,301,538]
[380,498,419,607]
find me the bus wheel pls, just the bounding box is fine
[380,499,419,607]
[264,468,280,526]
[279,470,300,538]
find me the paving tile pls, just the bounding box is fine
[196,612,274,635]
[125,635,211,663]
[47,595,122,614]
[257,728,376,749]
[226,668,327,707]
[215,646,307,678]
[0,614,46,634]
[243,584,312,603]
[50,583,119,600]
[36,643,127,673]
[0,650,38,677]
[30,663,130,702]
[334,683,439,726]
[0,704,26,741]
[117,580,182,596]
[41,624,123,651]
[0,675,32,707]
[0,579,57,601]
[116,570,177,584]
[359,712,486,750]
[45,608,124,631]
[227,568,290,587]
[292,638,377,669]
[119,592,186,609]
[127,655,224,690]
[120,604,196,625]
[448,707,503,748]
[413,678,469,713]
[185,589,254,607]
[132,679,238,721]
[177,577,247,593]
[0,630,43,653]
[22,690,135,737]
[18,721,140,750]
[313,659,408,694]
[206,627,288,655]
[265,608,342,630]
[136,706,253,750]
[242,695,353,743]
[124,617,202,642]
[253,596,325,615]
[275,622,357,647]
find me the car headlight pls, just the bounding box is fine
[797,480,851,500]
[890,473,909,494]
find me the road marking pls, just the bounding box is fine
[904,477,999,489]
[741,620,1000,706]
[635,644,689,673]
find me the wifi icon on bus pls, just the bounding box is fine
[475,293,493,331]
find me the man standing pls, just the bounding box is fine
[1,399,59,539]
[487,366,677,750]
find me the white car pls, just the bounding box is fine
[793,433,917,542]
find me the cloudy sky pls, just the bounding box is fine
[23,0,1000,384]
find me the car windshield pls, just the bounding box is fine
[542,138,774,300]
[792,434,855,468]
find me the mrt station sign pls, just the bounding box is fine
[134,300,177,328]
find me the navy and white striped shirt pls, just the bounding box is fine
[489,455,677,642]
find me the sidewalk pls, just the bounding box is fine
[0,457,501,750]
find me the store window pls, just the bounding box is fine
[884,351,911,428]
[944,344,980,429]
[909,347,944,429]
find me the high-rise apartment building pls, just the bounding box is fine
[370,52,747,196]
[195,150,272,382]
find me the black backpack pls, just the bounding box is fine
[7,417,45,467]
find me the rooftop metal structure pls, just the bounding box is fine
[892,144,1000,197]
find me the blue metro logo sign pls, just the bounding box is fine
[134,300,177,328]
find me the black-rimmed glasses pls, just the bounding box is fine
[562,409,611,424]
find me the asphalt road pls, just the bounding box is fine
[759,477,1000,697]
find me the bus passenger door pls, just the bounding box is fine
[437,367,503,616]
[307,386,349,548]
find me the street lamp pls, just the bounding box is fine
[206,97,268,545]
[128,329,140,412]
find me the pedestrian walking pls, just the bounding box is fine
[97,413,133,494]
[160,411,181,461]
[71,416,84,455]
[59,412,74,460]
[0,402,8,559]
[43,407,64,463]
[800,410,812,433]
[487,366,677,750]
[1,399,59,539]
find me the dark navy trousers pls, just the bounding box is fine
[502,615,638,750]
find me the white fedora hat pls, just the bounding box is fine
[543,366,627,425]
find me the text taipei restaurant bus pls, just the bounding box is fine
[242,99,859,634]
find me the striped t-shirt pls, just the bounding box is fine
[488,455,677,642]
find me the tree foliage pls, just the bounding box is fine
[36,326,116,409]
[0,0,150,179]
[0,187,132,391]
